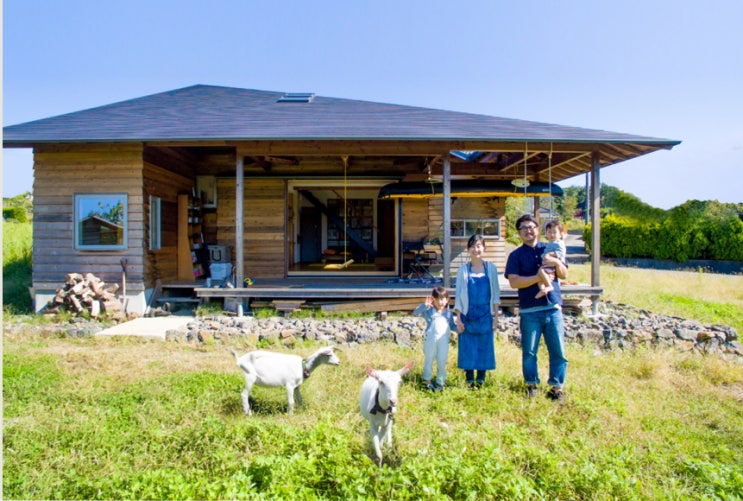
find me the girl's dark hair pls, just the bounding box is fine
[432,286,449,299]
[467,234,485,249]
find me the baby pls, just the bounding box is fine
[535,219,566,299]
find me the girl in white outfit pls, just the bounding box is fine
[413,286,458,391]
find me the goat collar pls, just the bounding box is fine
[302,360,310,379]
[370,388,393,415]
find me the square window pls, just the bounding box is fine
[451,219,500,239]
[74,193,128,250]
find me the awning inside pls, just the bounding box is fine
[378,180,564,199]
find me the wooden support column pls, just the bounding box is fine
[235,155,244,289]
[590,149,601,314]
[443,156,452,287]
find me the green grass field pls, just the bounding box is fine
[3,221,743,499]
[569,263,743,334]
[3,332,742,500]
[3,223,743,500]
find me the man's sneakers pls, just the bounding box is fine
[546,386,565,402]
[527,385,565,402]
[421,381,445,392]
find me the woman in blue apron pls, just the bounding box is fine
[454,234,501,388]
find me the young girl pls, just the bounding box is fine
[535,220,567,299]
[454,234,501,388]
[413,286,457,391]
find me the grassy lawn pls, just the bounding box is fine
[4,328,743,500]
[569,263,743,333]
[3,221,743,499]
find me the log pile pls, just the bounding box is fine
[45,273,124,317]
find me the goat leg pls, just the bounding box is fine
[370,424,383,466]
[286,385,295,414]
[294,387,303,410]
[241,387,252,415]
[384,420,394,448]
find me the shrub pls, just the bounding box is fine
[585,201,743,262]
[3,206,27,223]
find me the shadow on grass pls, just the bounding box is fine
[221,393,299,417]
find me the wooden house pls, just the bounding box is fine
[3,85,680,314]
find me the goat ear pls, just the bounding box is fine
[398,360,414,376]
[366,367,376,378]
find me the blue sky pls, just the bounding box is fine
[3,0,741,209]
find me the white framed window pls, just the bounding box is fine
[451,219,501,238]
[74,193,128,250]
[149,195,162,250]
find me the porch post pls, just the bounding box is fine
[590,149,601,314]
[443,155,452,287]
[235,154,245,288]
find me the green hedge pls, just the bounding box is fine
[583,202,743,262]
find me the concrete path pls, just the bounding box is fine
[565,230,589,263]
[96,314,195,340]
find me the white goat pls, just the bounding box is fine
[230,346,340,415]
[359,361,414,465]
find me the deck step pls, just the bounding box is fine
[271,300,305,312]
[155,297,200,303]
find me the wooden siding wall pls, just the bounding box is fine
[32,144,146,290]
[403,196,506,276]
[400,199,430,244]
[216,178,286,279]
[142,159,195,285]
[446,197,507,275]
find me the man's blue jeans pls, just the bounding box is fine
[520,307,567,388]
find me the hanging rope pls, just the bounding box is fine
[342,156,348,258]
[427,160,436,196]
[523,142,529,213]
[548,142,554,217]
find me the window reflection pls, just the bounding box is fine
[74,193,128,250]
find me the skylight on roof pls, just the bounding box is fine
[277,93,315,103]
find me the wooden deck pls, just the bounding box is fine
[187,277,603,314]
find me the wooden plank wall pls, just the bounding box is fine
[400,196,507,276]
[216,178,286,279]
[32,144,146,290]
[425,197,507,276]
[401,199,429,243]
[448,197,507,274]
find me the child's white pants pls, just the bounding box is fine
[423,329,450,386]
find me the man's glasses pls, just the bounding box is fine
[518,225,538,232]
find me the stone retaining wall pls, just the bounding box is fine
[6,302,740,362]
[166,301,741,361]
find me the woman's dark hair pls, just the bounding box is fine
[467,234,486,249]
[432,285,449,299]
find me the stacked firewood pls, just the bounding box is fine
[45,273,123,317]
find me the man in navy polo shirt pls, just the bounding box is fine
[505,214,569,402]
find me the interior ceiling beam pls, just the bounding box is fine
[141,140,671,182]
[533,152,591,174]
